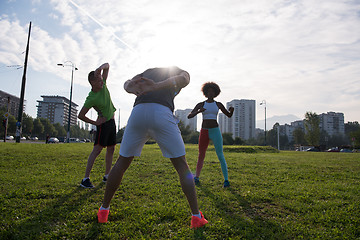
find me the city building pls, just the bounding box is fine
[219,99,256,140]
[0,90,25,117]
[277,112,345,145]
[36,95,78,126]
[175,109,197,131]
[319,112,345,136]
[291,120,305,131]
[279,124,295,143]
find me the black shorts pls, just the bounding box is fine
[94,119,116,147]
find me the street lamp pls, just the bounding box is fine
[260,100,267,145]
[58,61,78,143]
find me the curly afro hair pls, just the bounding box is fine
[201,82,221,98]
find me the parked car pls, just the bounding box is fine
[31,137,39,141]
[69,138,80,143]
[48,137,59,143]
[58,137,66,143]
[6,136,14,140]
[340,148,352,153]
[306,147,319,152]
[327,147,339,152]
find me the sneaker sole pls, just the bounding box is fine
[80,184,94,188]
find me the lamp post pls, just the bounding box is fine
[260,100,267,145]
[58,61,78,143]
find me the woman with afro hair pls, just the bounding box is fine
[188,82,234,187]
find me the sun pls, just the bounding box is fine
[140,28,192,68]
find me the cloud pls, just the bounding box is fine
[1,0,360,125]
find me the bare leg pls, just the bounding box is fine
[85,145,103,178]
[105,145,115,175]
[170,155,199,215]
[101,155,133,208]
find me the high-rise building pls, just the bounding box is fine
[319,112,345,136]
[218,112,227,134]
[219,99,256,140]
[36,95,78,126]
[0,90,26,117]
[175,109,197,131]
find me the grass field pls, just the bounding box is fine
[0,143,359,239]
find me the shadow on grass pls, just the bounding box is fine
[197,185,285,239]
[1,182,105,239]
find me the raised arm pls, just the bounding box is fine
[124,70,190,96]
[187,102,205,119]
[217,102,234,118]
[94,63,110,81]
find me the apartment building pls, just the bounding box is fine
[219,99,256,140]
[319,112,345,136]
[174,108,197,131]
[278,112,344,144]
[0,90,25,117]
[36,95,78,126]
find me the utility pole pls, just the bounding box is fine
[16,21,31,143]
[3,97,10,142]
[118,108,120,131]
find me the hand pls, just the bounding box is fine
[229,107,234,113]
[95,117,107,126]
[125,76,157,96]
[199,107,206,113]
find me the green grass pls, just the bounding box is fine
[0,143,359,239]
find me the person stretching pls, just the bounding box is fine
[97,66,208,229]
[188,82,234,188]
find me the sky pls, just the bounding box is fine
[1,0,359,130]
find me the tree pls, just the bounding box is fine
[293,127,306,145]
[266,123,280,148]
[32,118,44,137]
[234,137,244,145]
[6,115,16,135]
[116,127,125,143]
[304,112,320,146]
[54,123,66,138]
[22,113,33,136]
[40,118,57,139]
[345,121,360,145]
[222,133,234,145]
[350,129,360,148]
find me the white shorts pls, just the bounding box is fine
[119,103,186,158]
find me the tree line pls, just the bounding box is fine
[3,108,359,149]
[115,112,360,149]
[1,107,92,141]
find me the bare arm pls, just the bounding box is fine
[188,102,205,119]
[78,106,106,126]
[94,63,110,81]
[124,70,190,96]
[217,102,234,118]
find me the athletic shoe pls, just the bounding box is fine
[194,177,200,186]
[102,176,108,183]
[80,178,94,188]
[97,208,109,223]
[223,180,230,188]
[191,211,208,229]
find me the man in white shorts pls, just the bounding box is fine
[97,66,208,229]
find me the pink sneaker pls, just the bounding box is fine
[190,211,208,229]
[97,208,109,223]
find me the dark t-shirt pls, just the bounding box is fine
[133,66,187,112]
